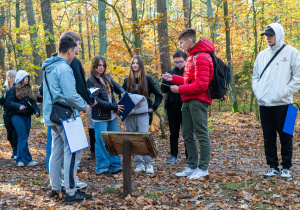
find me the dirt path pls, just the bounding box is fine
[0,112,299,209]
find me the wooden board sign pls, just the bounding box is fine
[101,131,158,158]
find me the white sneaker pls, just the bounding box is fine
[134,164,145,172]
[263,168,279,178]
[26,161,38,166]
[175,167,198,177]
[280,169,292,180]
[17,162,25,167]
[75,176,87,189]
[62,176,87,189]
[146,164,154,174]
[188,168,209,179]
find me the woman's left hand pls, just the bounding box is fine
[148,108,154,113]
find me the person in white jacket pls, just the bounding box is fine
[252,23,300,180]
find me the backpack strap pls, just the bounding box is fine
[193,51,211,69]
[260,44,286,79]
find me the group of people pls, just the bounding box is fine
[1,22,299,204]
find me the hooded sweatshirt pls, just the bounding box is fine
[252,23,300,106]
[42,56,87,126]
[5,70,39,116]
[171,37,215,104]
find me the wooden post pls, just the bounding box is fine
[123,140,132,197]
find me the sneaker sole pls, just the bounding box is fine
[187,175,210,180]
[263,175,278,178]
[281,176,292,180]
[65,200,84,205]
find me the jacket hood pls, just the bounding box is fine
[15,70,30,84]
[188,37,215,56]
[41,56,69,73]
[266,23,284,45]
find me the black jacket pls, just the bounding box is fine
[87,75,125,121]
[161,67,184,109]
[6,86,40,116]
[122,75,163,111]
[0,85,9,113]
[70,57,94,105]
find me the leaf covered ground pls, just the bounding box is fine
[0,112,299,209]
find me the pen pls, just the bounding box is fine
[157,82,171,87]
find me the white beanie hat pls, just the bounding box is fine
[15,70,31,84]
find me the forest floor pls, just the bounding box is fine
[0,112,299,209]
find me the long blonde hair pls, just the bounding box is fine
[127,55,148,98]
[5,70,17,89]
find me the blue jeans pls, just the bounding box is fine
[11,115,32,164]
[93,117,121,174]
[46,126,52,172]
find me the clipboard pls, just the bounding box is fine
[118,91,135,121]
[283,104,298,135]
[62,115,89,153]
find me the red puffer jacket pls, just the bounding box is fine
[172,38,215,104]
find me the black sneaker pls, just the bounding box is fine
[49,188,66,198]
[111,169,122,175]
[65,190,92,205]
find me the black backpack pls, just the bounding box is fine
[193,51,231,100]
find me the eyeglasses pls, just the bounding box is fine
[174,61,185,65]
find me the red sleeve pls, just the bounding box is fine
[178,53,213,96]
[172,75,184,85]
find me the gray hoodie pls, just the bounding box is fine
[42,56,87,126]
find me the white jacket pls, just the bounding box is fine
[128,93,148,115]
[252,23,300,106]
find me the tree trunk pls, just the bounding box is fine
[78,8,85,61]
[131,0,142,55]
[16,0,21,69]
[40,0,56,58]
[156,0,171,74]
[223,0,238,113]
[86,4,91,59]
[25,0,43,85]
[182,0,190,28]
[206,0,217,42]
[98,0,107,56]
[0,6,5,72]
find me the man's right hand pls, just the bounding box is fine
[161,73,173,81]
[19,105,26,110]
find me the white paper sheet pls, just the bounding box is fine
[62,115,89,153]
[89,87,100,94]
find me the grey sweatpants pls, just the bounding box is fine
[50,125,82,195]
[125,113,154,165]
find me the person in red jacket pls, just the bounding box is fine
[162,28,214,180]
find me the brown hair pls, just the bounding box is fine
[60,31,81,42]
[15,76,33,100]
[127,55,148,98]
[177,28,196,43]
[90,55,112,92]
[5,70,17,89]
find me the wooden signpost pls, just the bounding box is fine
[101,131,158,197]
